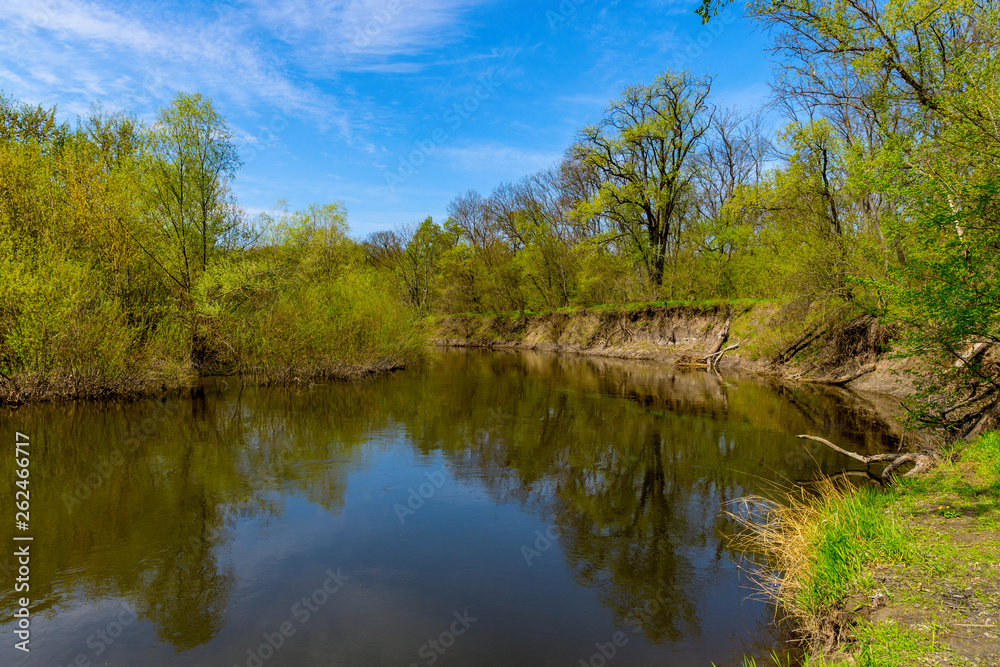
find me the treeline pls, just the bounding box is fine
[370,0,1000,432]
[0,93,422,402]
[365,72,876,314]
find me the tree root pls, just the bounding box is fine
[797,434,936,482]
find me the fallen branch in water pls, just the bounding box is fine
[707,343,740,368]
[676,343,741,369]
[796,434,936,482]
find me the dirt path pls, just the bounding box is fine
[827,437,1000,666]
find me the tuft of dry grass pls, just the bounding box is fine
[729,478,910,652]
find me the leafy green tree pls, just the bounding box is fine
[574,72,714,289]
[140,93,244,365]
[365,217,456,311]
[148,93,243,298]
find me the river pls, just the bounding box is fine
[0,349,898,666]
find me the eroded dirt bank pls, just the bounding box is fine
[431,305,1000,666]
[428,301,921,401]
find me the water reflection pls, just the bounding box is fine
[0,350,899,666]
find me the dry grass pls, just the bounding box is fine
[729,478,911,653]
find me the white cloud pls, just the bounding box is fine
[0,0,334,124]
[249,0,488,68]
[0,0,492,139]
[439,143,560,173]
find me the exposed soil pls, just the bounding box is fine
[859,514,1000,666]
[428,302,926,401]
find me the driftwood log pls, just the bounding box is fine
[797,434,936,482]
[676,344,740,369]
[676,320,739,369]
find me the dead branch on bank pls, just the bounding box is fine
[674,320,739,369]
[676,344,741,369]
[954,341,992,369]
[709,318,731,356]
[804,363,877,387]
[797,434,936,482]
[707,344,740,367]
[964,396,1000,442]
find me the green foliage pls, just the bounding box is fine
[799,486,909,612]
[0,236,147,397]
[574,71,713,287]
[411,0,1000,431]
[0,91,423,402]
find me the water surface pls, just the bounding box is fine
[0,350,897,666]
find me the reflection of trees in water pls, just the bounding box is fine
[0,385,371,649]
[555,429,702,642]
[140,491,236,650]
[402,351,899,643]
[0,350,897,651]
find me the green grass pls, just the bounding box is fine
[852,620,951,667]
[734,432,1000,667]
[795,620,954,667]
[892,431,1000,523]
[731,478,912,626]
[798,485,910,612]
[429,297,768,320]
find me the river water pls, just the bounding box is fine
[0,349,897,667]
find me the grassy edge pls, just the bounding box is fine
[731,433,1000,667]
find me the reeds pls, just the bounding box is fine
[729,478,909,651]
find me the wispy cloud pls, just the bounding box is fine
[439,142,560,174]
[0,0,491,137]
[0,1,331,125]
[251,0,490,70]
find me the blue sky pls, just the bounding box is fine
[0,0,773,237]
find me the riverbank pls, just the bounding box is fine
[0,355,418,406]
[737,432,1000,667]
[427,299,923,400]
[428,302,1000,665]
